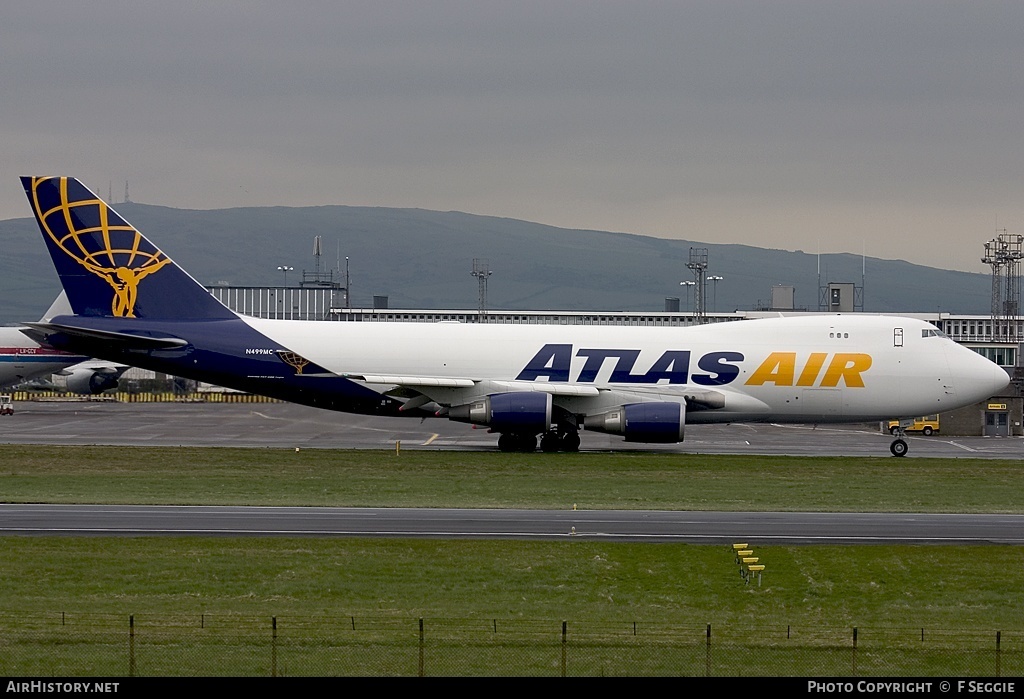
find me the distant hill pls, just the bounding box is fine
[0,203,992,324]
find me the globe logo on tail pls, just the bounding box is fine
[28,176,171,317]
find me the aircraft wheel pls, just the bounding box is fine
[890,439,908,457]
[540,431,560,452]
[517,433,538,452]
[497,433,516,452]
[560,432,581,452]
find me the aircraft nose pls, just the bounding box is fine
[949,343,1010,402]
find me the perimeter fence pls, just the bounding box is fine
[8,391,278,403]
[0,612,1020,677]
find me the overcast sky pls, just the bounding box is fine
[2,1,1022,273]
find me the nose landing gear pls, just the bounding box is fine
[889,424,909,457]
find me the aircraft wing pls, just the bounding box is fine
[337,371,726,411]
[339,373,601,396]
[338,373,477,388]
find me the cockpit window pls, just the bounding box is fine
[922,328,947,338]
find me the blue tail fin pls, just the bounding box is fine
[21,176,235,320]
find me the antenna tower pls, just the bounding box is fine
[301,235,339,288]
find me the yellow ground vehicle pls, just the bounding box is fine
[888,415,939,436]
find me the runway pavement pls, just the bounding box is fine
[3,504,1023,544]
[0,399,1020,458]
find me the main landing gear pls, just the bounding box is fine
[497,428,580,453]
[889,425,909,457]
[541,429,580,453]
[497,432,536,452]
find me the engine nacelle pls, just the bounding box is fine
[447,392,552,434]
[64,368,120,395]
[584,401,685,443]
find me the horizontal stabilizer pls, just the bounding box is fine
[21,322,188,351]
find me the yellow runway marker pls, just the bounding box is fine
[422,433,440,446]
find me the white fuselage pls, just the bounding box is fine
[242,313,1009,424]
[0,326,86,388]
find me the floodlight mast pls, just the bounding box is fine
[982,232,1024,338]
[471,258,493,321]
[686,247,708,323]
[708,275,723,312]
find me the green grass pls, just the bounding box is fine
[1,537,1021,629]
[1,537,1021,675]
[2,445,1023,675]
[1,445,1022,512]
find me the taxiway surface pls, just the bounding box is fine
[0,400,1018,458]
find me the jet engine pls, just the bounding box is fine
[447,392,552,433]
[63,366,121,394]
[583,401,686,443]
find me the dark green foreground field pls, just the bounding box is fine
[2,445,1020,511]
[1,445,1022,675]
